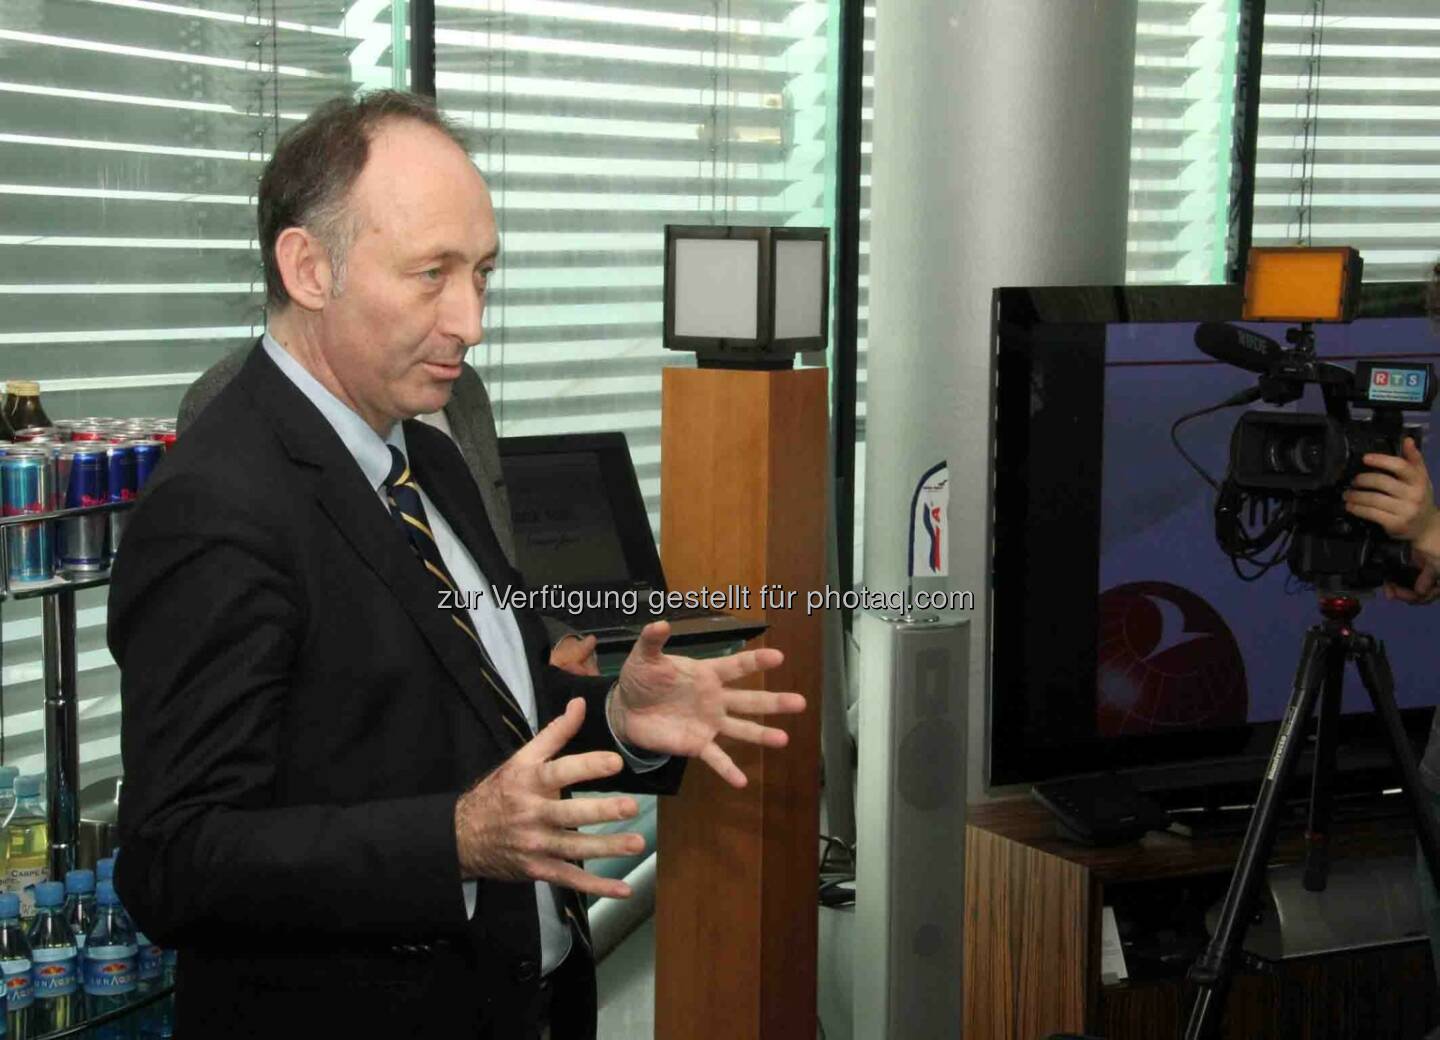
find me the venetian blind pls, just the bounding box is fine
[433,0,840,527]
[0,0,402,786]
[1253,0,1440,283]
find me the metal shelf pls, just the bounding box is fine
[0,499,137,883]
[0,497,170,1035]
[3,571,114,602]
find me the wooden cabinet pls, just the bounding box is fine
[963,798,1437,1039]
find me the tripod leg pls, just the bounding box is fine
[1303,640,1346,892]
[1352,635,1440,892]
[1185,626,1332,1040]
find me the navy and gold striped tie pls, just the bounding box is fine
[383,445,532,747]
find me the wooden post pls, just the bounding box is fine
[654,367,827,1039]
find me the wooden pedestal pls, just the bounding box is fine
[963,798,1436,1039]
[653,367,827,1040]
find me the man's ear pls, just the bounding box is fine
[273,226,334,311]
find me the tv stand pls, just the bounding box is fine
[963,797,1436,1039]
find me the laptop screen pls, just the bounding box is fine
[504,451,632,586]
[497,433,667,593]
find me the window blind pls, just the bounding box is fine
[434,0,840,528]
[1129,0,1239,285]
[1253,0,1440,283]
[0,0,401,787]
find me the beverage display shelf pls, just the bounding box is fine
[0,499,135,601]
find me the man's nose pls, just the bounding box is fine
[440,277,485,347]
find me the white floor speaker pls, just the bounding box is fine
[854,610,969,1039]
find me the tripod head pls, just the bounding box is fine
[1318,594,1362,627]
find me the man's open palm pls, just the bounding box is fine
[611,621,806,788]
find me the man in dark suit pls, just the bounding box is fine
[108,90,804,1038]
[178,343,599,674]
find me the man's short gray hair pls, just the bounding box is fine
[257,90,471,308]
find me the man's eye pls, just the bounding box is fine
[421,268,443,282]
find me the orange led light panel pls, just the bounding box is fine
[1243,246,1361,323]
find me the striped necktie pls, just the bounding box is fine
[383,444,532,747]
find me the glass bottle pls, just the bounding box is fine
[2,384,49,434]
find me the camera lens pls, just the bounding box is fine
[1264,432,1325,475]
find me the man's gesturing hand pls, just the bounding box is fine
[454,698,645,899]
[607,621,807,788]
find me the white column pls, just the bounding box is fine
[862,0,1138,798]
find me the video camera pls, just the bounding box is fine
[1180,248,1437,590]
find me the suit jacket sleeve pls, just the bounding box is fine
[108,470,469,947]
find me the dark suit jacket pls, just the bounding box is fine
[109,343,683,1038]
[179,343,580,648]
[179,343,516,565]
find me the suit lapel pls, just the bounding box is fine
[236,343,520,753]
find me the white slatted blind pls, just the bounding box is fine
[435,0,839,525]
[1129,0,1239,284]
[1253,0,1440,282]
[0,0,401,787]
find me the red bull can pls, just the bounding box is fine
[105,442,136,552]
[55,444,108,574]
[13,427,58,443]
[158,432,177,449]
[1,453,54,587]
[128,439,164,492]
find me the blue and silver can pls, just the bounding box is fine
[1,452,54,587]
[127,439,164,492]
[55,445,108,575]
[105,442,136,553]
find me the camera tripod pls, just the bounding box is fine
[1184,594,1440,1040]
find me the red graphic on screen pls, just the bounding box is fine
[1096,581,1248,736]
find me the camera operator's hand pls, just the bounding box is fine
[1384,562,1440,605]
[1343,437,1440,561]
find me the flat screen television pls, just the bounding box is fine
[989,282,1440,802]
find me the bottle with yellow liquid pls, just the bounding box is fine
[0,766,19,889]
[4,777,48,919]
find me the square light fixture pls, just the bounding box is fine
[663,224,830,369]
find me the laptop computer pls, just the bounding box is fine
[497,432,766,652]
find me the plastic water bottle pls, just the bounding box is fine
[64,871,96,953]
[0,894,32,1040]
[132,921,162,1040]
[2,781,46,919]
[25,882,79,1033]
[83,882,136,1039]
[95,858,114,886]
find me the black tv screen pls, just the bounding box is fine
[989,284,1440,791]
